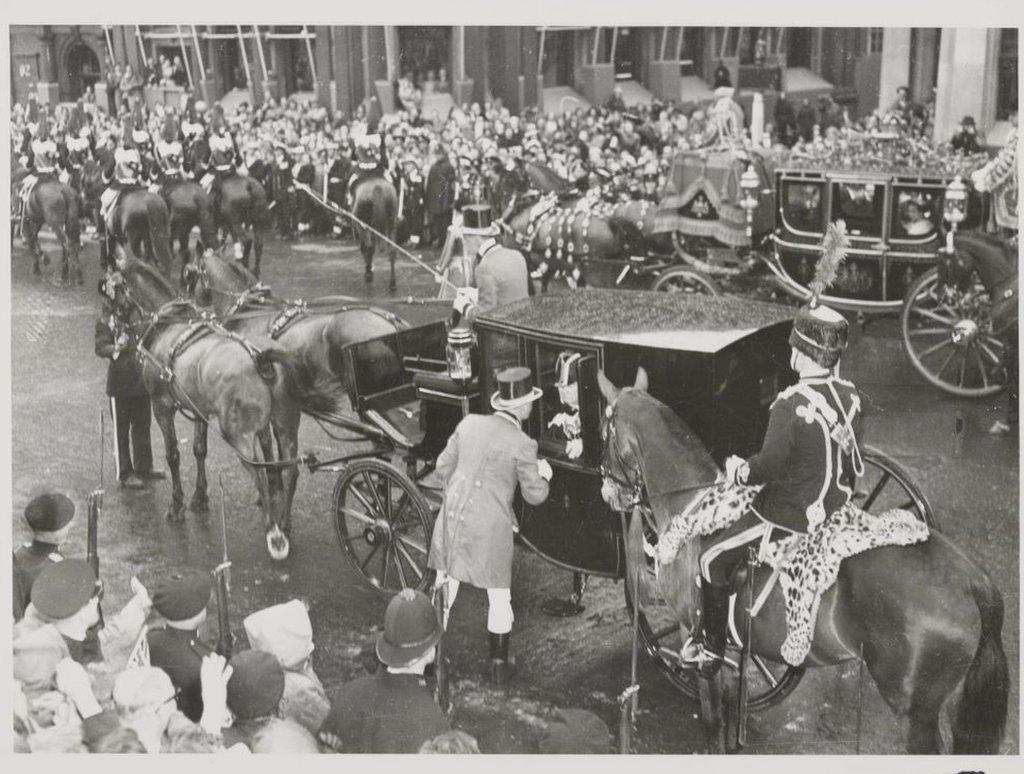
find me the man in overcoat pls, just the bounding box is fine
[424,144,457,247]
[454,221,532,322]
[427,367,553,684]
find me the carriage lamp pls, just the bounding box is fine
[740,165,761,241]
[446,323,476,384]
[943,175,968,251]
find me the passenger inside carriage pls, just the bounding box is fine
[540,350,584,461]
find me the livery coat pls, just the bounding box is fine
[466,242,531,321]
[745,375,863,534]
[427,413,549,588]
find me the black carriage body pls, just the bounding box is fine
[476,290,795,578]
[772,166,985,310]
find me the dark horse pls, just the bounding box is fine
[15,172,83,284]
[353,175,399,290]
[112,255,305,559]
[102,186,176,282]
[598,368,1008,754]
[159,174,219,274]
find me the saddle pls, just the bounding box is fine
[655,482,929,666]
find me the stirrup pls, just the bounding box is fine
[678,636,736,671]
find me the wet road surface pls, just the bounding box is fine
[10,230,1018,754]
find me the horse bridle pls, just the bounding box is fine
[599,401,648,512]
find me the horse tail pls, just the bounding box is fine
[145,194,175,277]
[951,576,1008,754]
[194,188,219,248]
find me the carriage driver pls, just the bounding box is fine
[680,295,864,677]
[428,367,553,686]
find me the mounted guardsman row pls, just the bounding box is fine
[678,222,864,676]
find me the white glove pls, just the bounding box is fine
[453,287,478,315]
[566,438,583,460]
[537,458,553,482]
[724,455,749,486]
[199,653,234,733]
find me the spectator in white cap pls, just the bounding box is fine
[243,599,329,735]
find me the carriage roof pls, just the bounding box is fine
[477,289,793,354]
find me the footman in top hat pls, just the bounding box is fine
[453,204,531,323]
[681,221,864,676]
[428,367,553,685]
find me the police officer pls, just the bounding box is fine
[146,569,215,723]
[13,492,76,621]
[681,283,863,676]
[95,277,163,489]
[319,589,450,753]
[428,367,553,684]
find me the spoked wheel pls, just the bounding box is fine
[856,447,937,529]
[900,267,1006,397]
[651,266,720,295]
[332,457,434,594]
[624,560,805,711]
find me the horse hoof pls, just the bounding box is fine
[267,527,290,561]
[41,255,51,267]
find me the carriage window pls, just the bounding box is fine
[533,343,599,464]
[782,181,824,233]
[831,182,884,237]
[890,188,941,240]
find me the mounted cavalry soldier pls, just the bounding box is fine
[347,132,388,209]
[428,367,553,685]
[203,105,242,207]
[154,114,186,180]
[100,115,145,227]
[680,222,863,677]
[18,109,61,206]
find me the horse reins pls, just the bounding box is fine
[116,285,299,471]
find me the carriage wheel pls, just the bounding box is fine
[332,457,434,595]
[856,447,937,529]
[651,267,720,295]
[624,561,806,711]
[900,268,1006,398]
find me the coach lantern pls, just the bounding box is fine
[446,321,476,383]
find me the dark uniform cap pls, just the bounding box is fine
[375,588,443,667]
[31,559,99,620]
[24,492,76,532]
[151,570,213,622]
[227,650,286,719]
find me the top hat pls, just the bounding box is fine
[461,203,500,236]
[491,366,543,411]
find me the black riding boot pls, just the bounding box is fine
[488,632,512,687]
[695,581,731,678]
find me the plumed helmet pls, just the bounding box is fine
[789,221,851,369]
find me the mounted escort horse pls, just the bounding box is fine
[99,116,175,281]
[153,115,218,275]
[13,114,83,284]
[345,133,400,290]
[108,254,306,560]
[191,121,271,278]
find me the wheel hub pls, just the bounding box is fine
[951,318,980,345]
[363,519,392,545]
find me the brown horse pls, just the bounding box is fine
[16,174,83,284]
[104,188,176,281]
[112,255,304,560]
[598,368,1008,754]
[185,252,409,514]
[353,175,399,290]
[215,173,271,278]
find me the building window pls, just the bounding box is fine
[997,27,1018,120]
[868,28,884,54]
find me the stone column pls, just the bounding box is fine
[933,28,997,142]
[878,27,912,113]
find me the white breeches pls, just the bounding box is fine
[435,572,513,634]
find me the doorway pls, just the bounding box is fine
[614,27,638,79]
[542,30,575,88]
[397,26,451,85]
[65,41,100,100]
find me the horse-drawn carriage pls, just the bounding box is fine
[657,139,1013,399]
[300,288,947,726]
